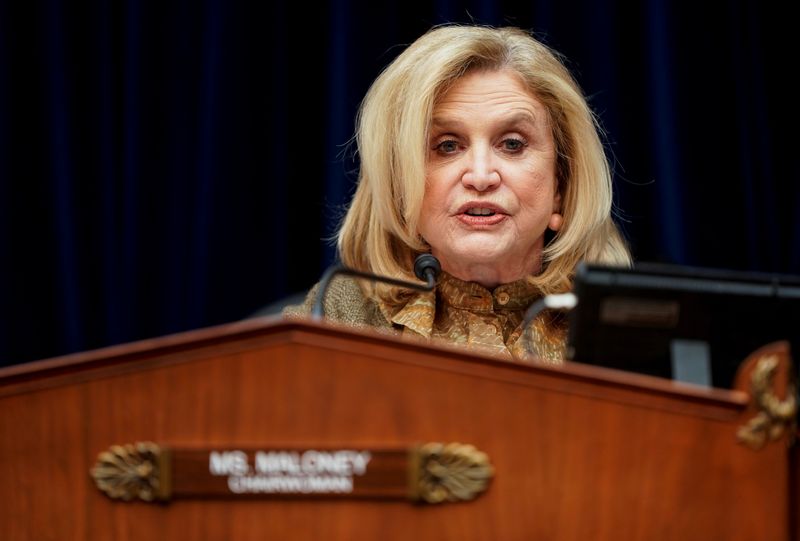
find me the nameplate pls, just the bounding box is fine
[91,442,493,505]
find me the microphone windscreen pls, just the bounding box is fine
[414,254,441,282]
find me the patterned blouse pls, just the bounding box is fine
[378,271,566,364]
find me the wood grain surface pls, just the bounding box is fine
[0,317,793,540]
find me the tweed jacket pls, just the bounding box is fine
[282,276,392,329]
[283,274,566,363]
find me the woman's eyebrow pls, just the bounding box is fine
[431,110,540,130]
[430,117,464,130]
[501,111,539,127]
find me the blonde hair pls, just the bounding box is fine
[338,25,631,303]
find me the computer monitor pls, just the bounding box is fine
[565,262,800,389]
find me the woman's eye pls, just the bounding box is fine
[502,138,526,152]
[435,140,459,153]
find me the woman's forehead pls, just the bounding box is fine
[431,71,548,127]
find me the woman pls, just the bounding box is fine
[286,25,631,363]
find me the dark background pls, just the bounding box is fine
[1,0,797,366]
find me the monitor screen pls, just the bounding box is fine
[565,262,800,389]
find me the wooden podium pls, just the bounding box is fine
[0,317,796,540]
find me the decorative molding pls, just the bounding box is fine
[410,442,494,503]
[737,355,797,450]
[90,442,170,501]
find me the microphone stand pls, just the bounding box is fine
[311,255,441,320]
[520,292,578,356]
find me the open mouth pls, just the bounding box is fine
[464,208,496,216]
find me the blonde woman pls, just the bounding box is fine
[286,25,631,363]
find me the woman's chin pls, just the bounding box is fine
[432,235,543,283]
[439,251,526,281]
[450,237,515,262]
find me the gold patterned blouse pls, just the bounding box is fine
[378,272,566,364]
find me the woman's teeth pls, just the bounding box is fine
[465,208,496,216]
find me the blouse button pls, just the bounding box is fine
[496,292,510,305]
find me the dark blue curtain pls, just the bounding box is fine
[1,0,797,366]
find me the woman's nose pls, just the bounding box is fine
[461,146,500,191]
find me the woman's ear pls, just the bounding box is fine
[549,191,563,231]
[548,212,563,232]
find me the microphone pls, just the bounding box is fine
[413,253,442,287]
[520,292,578,356]
[311,254,441,320]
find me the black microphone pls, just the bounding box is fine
[413,253,442,287]
[311,254,441,320]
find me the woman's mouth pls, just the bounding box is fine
[464,207,496,216]
[458,206,506,226]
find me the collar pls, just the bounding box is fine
[381,271,541,338]
[437,271,541,312]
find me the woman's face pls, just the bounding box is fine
[419,69,561,288]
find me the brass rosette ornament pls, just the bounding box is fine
[90,441,170,502]
[737,355,798,450]
[410,442,494,503]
